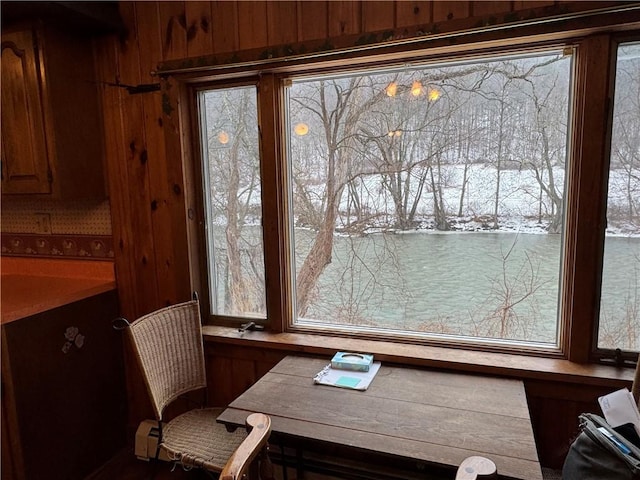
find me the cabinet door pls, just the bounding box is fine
[1,30,51,194]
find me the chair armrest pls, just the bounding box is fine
[220,413,272,480]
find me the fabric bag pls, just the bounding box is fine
[562,413,640,479]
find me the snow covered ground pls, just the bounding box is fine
[327,164,639,237]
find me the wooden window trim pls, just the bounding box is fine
[562,34,617,363]
[258,74,292,333]
[156,3,640,78]
[203,325,634,387]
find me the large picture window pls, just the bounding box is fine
[191,34,640,358]
[287,50,572,346]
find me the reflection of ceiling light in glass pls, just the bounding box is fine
[385,82,397,97]
[294,123,309,136]
[218,131,229,144]
[387,130,402,137]
[411,81,422,97]
[428,88,441,101]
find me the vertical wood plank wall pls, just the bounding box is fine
[94,0,621,469]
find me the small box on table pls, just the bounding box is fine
[331,352,374,372]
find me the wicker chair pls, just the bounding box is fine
[123,298,273,478]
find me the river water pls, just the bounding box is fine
[296,231,640,346]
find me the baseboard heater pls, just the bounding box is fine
[134,419,170,462]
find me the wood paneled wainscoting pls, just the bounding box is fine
[203,327,633,473]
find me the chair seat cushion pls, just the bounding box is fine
[162,408,248,471]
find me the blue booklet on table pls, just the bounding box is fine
[313,361,381,391]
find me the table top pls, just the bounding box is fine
[217,355,543,480]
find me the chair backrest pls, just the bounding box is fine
[126,299,207,420]
[220,413,273,480]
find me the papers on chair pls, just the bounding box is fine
[313,362,381,391]
[598,388,640,435]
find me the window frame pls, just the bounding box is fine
[593,34,640,365]
[173,28,639,363]
[196,81,269,319]
[282,47,574,355]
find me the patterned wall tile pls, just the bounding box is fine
[1,198,112,235]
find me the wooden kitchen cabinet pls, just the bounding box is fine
[1,290,127,480]
[1,26,106,198]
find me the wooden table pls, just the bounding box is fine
[218,356,543,480]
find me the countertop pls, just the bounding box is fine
[1,257,116,324]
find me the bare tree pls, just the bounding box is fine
[204,88,264,315]
[522,76,567,233]
[477,235,546,339]
[291,77,388,317]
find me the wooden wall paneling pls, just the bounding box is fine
[513,1,555,10]
[526,395,575,469]
[524,378,622,469]
[207,354,236,407]
[185,1,214,58]
[328,1,362,37]
[103,2,159,429]
[136,2,190,308]
[432,1,470,22]
[211,1,240,54]
[525,379,619,403]
[205,343,286,406]
[297,1,328,43]
[94,30,154,433]
[395,1,432,29]
[210,342,288,367]
[232,357,260,394]
[206,355,257,406]
[237,1,268,51]
[361,1,395,33]
[159,1,187,61]
[267,1,298,47]
[117,2,160,318]
[93,36,136,321]
[133,2,160,83]
[471,1,514,17]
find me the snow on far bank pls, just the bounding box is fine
[328,164,639,237]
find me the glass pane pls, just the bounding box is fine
[598,42,640,351]
[287,50,572,345]
[199,86,266,318]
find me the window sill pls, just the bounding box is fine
[203,326,634,387]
